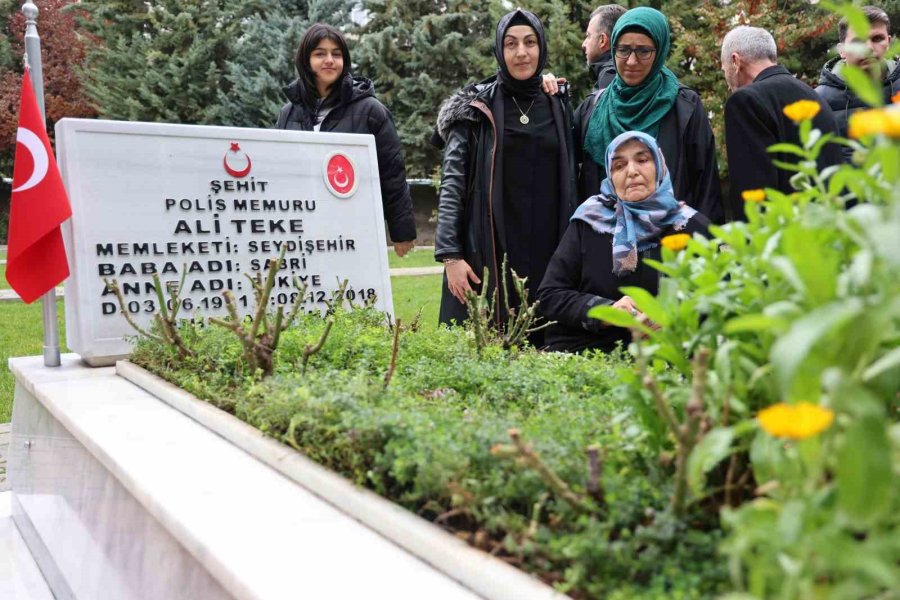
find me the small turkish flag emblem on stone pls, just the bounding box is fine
[324,152,357,198]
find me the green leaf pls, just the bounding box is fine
[724,314,783,335]
[837,415,893,529]
[771,159,802,173]
[619,286,670,327]
[687,427,735,496]
[863,347,900,382]
[841,65,884,108]
[770,299,864,396]
[750,430,801,490]
[766,143,807,158]
[587,305,644,331]
[642,258,678,277]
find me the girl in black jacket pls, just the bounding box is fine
[276,23,416,255]
[432,9,578,342]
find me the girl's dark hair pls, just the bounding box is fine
[294,23,352,104]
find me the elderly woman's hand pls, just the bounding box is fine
[613,295,661,330]
[445,259,482,304]
[612,295,638,315]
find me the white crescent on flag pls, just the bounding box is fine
[13,126,49,193]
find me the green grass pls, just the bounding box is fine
[388,248,437,269]
[390,274,442,329]
[0,263,7,289]
[0,275,442,423]
[0,299,67,422]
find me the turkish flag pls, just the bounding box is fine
[5,70,72,304]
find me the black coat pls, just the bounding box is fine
[537,214,709,353]
[573,85,724,223]
[587,53,617,93]
[276,75,416,243]
[431,77,578,326]
[724,65,842,219]
[816,57,900,162]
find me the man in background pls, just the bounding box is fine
[721,26,842,220]
[580,4,627,92]
[817,6,898,161]
[573,4,626,201]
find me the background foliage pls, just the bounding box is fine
[5,0,900,183]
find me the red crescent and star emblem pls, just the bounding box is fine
[324,153,357,198]
[223,142,252,178]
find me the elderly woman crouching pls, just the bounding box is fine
[537,131,709,353]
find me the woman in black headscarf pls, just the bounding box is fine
[276,23,416,255]
[432,9,578,343]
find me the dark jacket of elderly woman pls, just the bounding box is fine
[576,7,723,223]
[432,9,578,333]
[538,131,709,353]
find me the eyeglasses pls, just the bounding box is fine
[614,45,656,61]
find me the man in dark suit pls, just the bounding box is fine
[721,26,842,220]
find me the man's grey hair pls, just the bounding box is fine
[589,4,627,36]
[721,26,778,63]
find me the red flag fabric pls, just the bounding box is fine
[5,69,72,303]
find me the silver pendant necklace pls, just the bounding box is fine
[512,96,536,125]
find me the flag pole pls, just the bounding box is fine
[22,0,62,368]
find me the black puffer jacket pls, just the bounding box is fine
[431,76,578,326]
[276,75,416,242]
[816,57,900,162]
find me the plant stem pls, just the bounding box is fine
[383,318,401,388]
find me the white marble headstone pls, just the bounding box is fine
[56,119,392,366]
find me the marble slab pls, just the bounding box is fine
[8,355,482,599]
[0,491,54,600]
[117,360,567,600]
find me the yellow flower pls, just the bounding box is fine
[660,233,691,251]
[848,107,900,139]
[741,189,766,203]
[757,402,835,441]
[783,100,821,123]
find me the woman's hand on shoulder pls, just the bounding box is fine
[444,259,481,304]
[541,73,567,96]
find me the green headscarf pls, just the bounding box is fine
[584,7,680,168]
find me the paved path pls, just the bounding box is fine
[390,266,442,277]
[0,287,64,303]
[0,423,9,492]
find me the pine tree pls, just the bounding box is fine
[352,0,495,178]
[74,0,356,128]
[74,0,265,125]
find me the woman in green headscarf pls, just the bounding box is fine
[577,7,725,222]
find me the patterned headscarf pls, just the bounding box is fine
[572,131,696,275]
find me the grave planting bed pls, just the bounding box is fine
[129,308,726,599]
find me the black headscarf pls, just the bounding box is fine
[494,9,547,98]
